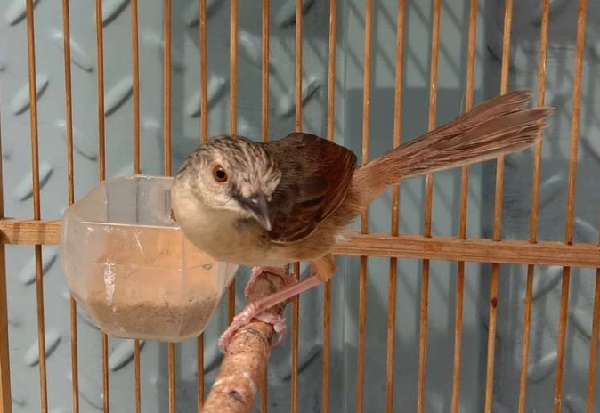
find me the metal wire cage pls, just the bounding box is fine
[0,0,599,412]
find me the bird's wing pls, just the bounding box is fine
[264,132,357,243]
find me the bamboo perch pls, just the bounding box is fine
[200,268,290,413]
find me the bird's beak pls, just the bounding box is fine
[238,193,272,232]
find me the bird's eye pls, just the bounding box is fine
[212,165,228,183]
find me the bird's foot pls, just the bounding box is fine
[218,266,298,353]
[217,303,288,352]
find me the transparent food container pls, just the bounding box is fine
[60,174,239,342]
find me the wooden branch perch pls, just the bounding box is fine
[200,269,290,413]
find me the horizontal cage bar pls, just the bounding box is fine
[2,218,599,267]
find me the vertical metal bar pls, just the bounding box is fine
[61,1,80,412]
[261,1,270,411]
[322,0,337,410]
[197,0,209,409]
[131,0,141,175]
[61,2,75,207]
[130,1,142,410]
[25,1,49,412]
[294,0,303,132]
[587,221,600,413]
[261,0,270,144]
[161,0,176,412]
[163,0,172,176]
[95,0,106,183]
[0,249,9,413]
[199,0,208,143]
[0,57,12,413]
[450,1,477,412]
[94,0,109,410]
[483,1,513,411]
[230,0,238,139]
[554,1,587,411]
[357,0,373,412]
[228,0,239,326]
[290,1,303,412]
[385,1,406,412]
[417,1,442,412]
[167,344,175,413]
[517,1,549,412]
[133,340,141,413]
[291,261,300,413]
[101,334,109,413]
[196,339,203,412]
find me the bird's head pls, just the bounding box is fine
[172,135,281,231]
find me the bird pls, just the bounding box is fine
[169,90,553,352]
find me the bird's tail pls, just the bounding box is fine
[353,90,553,203]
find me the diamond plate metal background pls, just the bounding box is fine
[0,0,598,412]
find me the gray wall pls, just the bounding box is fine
[1,0,598,412]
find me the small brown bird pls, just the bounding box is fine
[170,90,553,351]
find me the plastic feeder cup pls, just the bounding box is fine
[59,174,238,342]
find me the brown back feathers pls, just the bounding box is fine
[265,133,357,243]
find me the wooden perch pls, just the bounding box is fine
[200,269,290,413]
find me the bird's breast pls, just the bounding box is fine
[171,196,291,266]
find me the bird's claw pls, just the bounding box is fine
[218,266,298,353]
[217,304,287,353]
[217,304,257,353]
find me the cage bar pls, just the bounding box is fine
[385,1,406,412]
[517,1,550,412]
[294,0,303,132]
[95,0,106,182]
[230,0,238,140]
[195,338,203,411]
[261,0,270,144]
[588,239,600,413]
[200,0,208,143]
[3,219,600,266]
[484,0,514,411]
[95,0,110,413]
[61,1,75,208]
[449,0,478,411]
[25,1,50,412]
[197,0,210,407]
[161,0,177,411]
[485,3,513,413]
[101,335,109,413]
[228,0,239,327]
[0,247,9,413]
[93,1,110,409]
[131,0,141,176]
[356,0,374,411]
[417,0,442,411]
[290,1,304,411]
[0,72,11,413]
[322,0,338,410]
[129,0,143,410]
[134,338,141,413]
[261,1,270,411]
[163,0,173,176]
[291,261,300,413]
[60,0,80,412]
[553,0,589,411]
[168,345,175,413]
